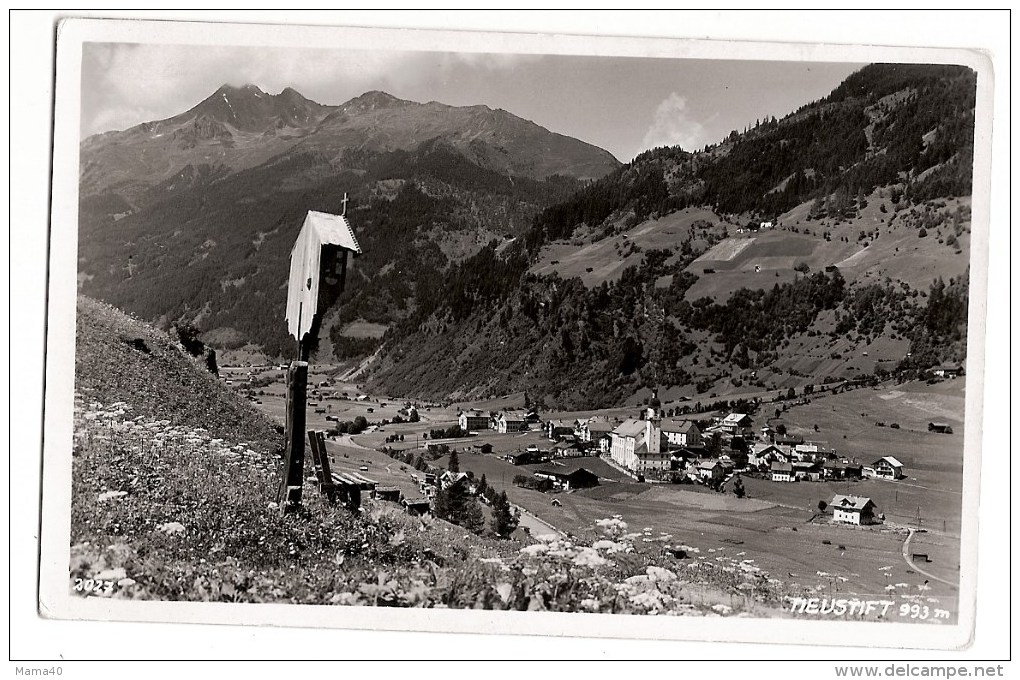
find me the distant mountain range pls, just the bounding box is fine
[76,85,621,357]
[77,64,977,409]
[80,84,618,207]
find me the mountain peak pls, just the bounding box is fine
[342,90,411,115]
[215,83,266,97]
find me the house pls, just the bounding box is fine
[533,465,600,491]
[582,417,616,453]
[792,460,821,481]
[546,419,574,441]
[696,459,725,484]
[932,365,963,379]
[793,443,821,461]
[822,459,863,480]
[770,461,795,482]
[401,497,432,516]
[720,413,753,436]
[774,433,805,447]
[831,495,877,525]
[872,456,905,479]
[523,409,542,425]
[553,439,584,458]
[928,422,954,434]
[505,451,537,466]
[750,443,791,469]
[439,470,470,490]
[497,410,528,434]
[660,418,702,448]
[472,443,494,454]
[458,409,489,433]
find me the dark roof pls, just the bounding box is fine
[535,463,599,478]
[771,462,793,472]
[661,418,699,434]
[831,494,874,511]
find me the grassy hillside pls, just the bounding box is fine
[70,296,790,614]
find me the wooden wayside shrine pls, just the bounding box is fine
[278,206,362,515]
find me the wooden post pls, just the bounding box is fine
[308,430,337,504]
[279,361,308,514]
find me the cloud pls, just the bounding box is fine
[639,92,709,153]
[79,43,427,137]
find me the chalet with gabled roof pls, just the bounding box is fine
[770,461,794,482]
[872,456,905,479]
[931,364,963,379]
[720,413,753,435]
[661,418,702,448]
[546,419,574,440]
[750,443,791,469]
[831,495,877,525]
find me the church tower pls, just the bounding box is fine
[645,390,662,455]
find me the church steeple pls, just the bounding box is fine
[645,389,662,455]
[646,389,661,421]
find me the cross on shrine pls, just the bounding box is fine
[340,192,349,216]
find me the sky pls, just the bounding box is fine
[81,42,863,162]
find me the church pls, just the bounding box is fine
[609,391,672,473]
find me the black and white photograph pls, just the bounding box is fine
[15,10,1011,669]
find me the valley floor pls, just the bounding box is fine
[234,365,966,625]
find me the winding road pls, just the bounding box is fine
[901,528,957,588]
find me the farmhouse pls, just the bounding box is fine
[582,417,615,453]
[546,419,575,441]
[696,460,725,484]
[553,439,585,458]
[660,418,702,448]
[458,409,489,433]
[774,433,805,447]
[497,410,528,433]
[872,456,905,479]
[931,364,963,379]
[505,451,536,466]
[533,466,600,491]
[439,471,470,491]
[720,412,754,436]
[822,459,863,480]
[831,495,877,525]
[770,461,795,483]
[750,443,791,469]
[792,460,821,481]
[928,422,954,434]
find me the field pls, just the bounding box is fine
[529,207,725,287]
[232,355,965,624]
[689,194,970,301]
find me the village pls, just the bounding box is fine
[216,357,964,622]
[222,361,960,519]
